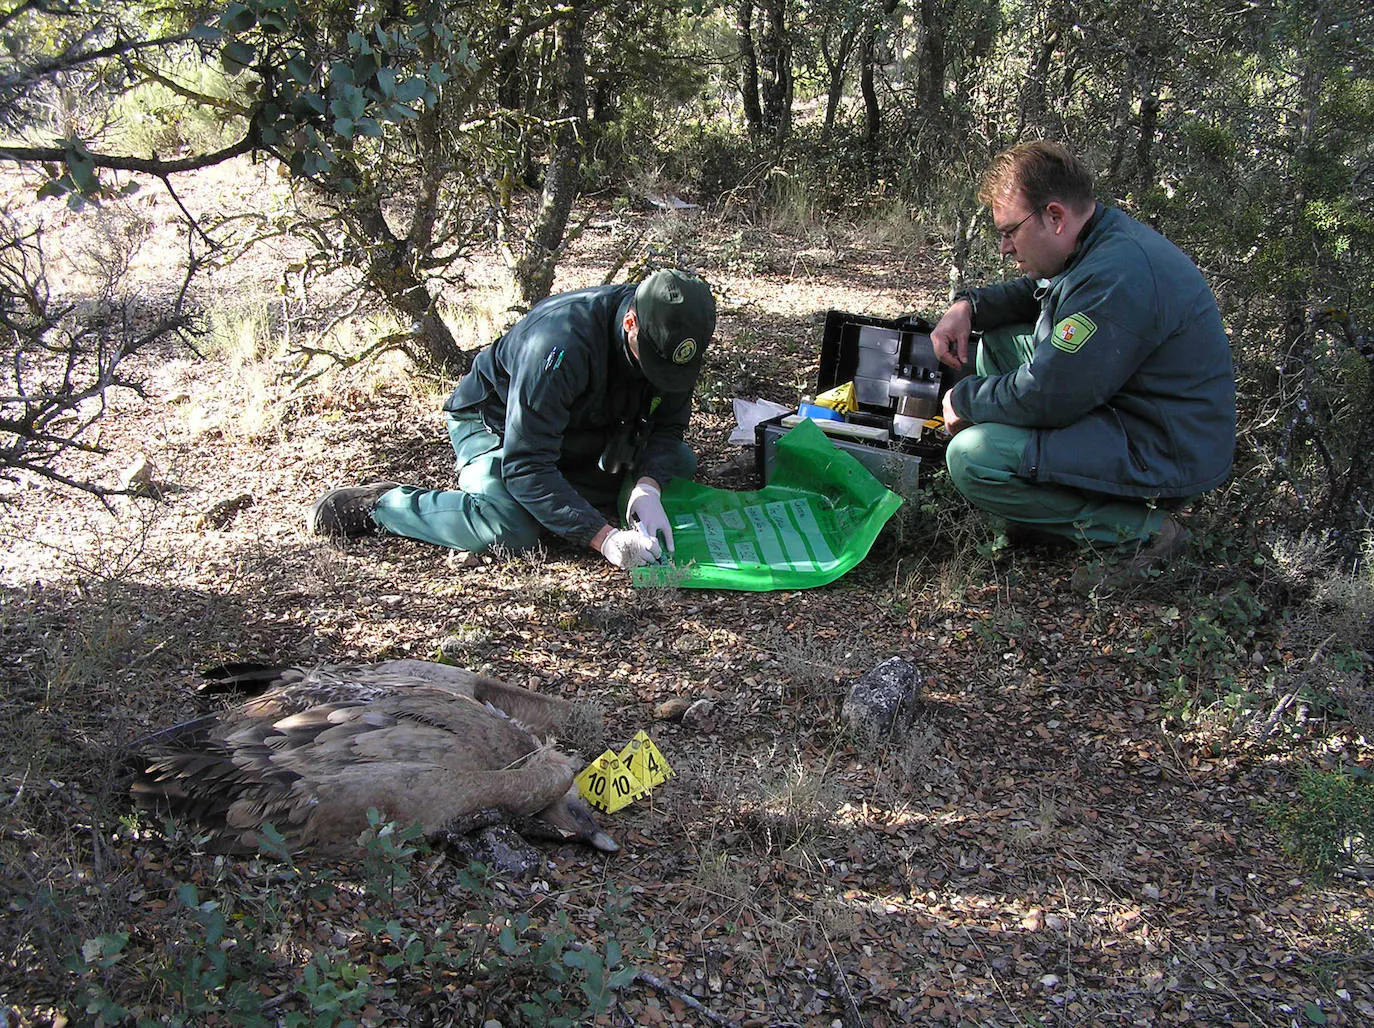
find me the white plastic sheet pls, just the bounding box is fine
[729,397,793,446]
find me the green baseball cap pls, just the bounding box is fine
[634,269,716,393]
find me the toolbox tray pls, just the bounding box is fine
[754,310,952,489]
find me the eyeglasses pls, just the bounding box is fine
[996,207,1043,242]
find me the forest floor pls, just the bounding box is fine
[1,159,1372,1027]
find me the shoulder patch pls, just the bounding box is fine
[1051,313,1097,353]
[543,346,565,371]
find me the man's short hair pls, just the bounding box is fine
[978,142,1095,212]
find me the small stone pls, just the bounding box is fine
[121,454,165,499]
[841,656,922,744]
[195,492,254,530]
[655,697,692,721]
[1040,974,1060,988]
[442,824,541,879]
[683,698,715,723]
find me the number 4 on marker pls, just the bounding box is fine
[620,730,672,791]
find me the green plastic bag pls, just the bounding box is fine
[632,418,903,591]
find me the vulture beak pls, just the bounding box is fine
[540,787,620,853]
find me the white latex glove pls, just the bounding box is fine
[599,527,663,570]
[625,479,674,553]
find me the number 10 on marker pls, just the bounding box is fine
[576,750,647,813]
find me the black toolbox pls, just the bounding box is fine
[755,310,952,490]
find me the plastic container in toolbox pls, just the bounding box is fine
[755,310,951,490]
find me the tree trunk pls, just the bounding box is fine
[819,24,859,144]
[860,31,880,147]
[916,0,946,122]
[512,11,587,306]
[1018,24,1059,136]
[495,0,522,112]
[1135,83,1160,192]
[738,0,763,137]
[370,249,467,372]
[758,0,792,142]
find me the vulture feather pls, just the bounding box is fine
[132,659,616,855]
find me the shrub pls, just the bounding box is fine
[1265,767,1374,877]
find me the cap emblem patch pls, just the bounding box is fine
[671,338,698,365]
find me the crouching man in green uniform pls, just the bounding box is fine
[309,269,716,572]
[930,142,1235,588]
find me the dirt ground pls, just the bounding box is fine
[1,159,1372,1026]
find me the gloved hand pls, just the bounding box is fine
[599,527,663,570]
[625,478,674,553]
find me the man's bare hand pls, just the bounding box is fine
[931,300,974,369]
[942,390,968,436]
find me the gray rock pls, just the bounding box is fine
[121,454,165,499]
[439,819,543,878]
[683,698,715,723]
[841,656,922,744]
[196,492,254,530]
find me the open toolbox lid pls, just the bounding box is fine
[816,309,951,461]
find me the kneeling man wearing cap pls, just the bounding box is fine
[309,269,717,571]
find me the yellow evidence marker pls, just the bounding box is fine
[576,750,649,814]
[619,730,673,791]
[814,382,858,414]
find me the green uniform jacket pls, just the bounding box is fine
[443,284,693,547]
[952,205,1236,499]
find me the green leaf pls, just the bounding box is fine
[221,2,256,34]
[333,117,354,137]
[353,53,379,86]
[81,932,129,966]
[287,56,312,84]
[291,92,325,119]
[395,78,427,103]
[563,948,599,972]
[190,23,222,43]
[356,118,382,138]
[221,40,256,75]
[1306,1003,1328,1025]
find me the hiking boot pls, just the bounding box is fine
[1071,515,1191,596]
[308,482,400,538]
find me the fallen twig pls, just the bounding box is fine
[633,969,743,1028]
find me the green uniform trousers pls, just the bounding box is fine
[945,325,1169,546]
[372,413,695,554]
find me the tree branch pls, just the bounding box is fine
[0,134,258,176]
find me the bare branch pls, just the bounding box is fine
[0,135,259,177]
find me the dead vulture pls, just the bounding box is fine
[132,659,616,855]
